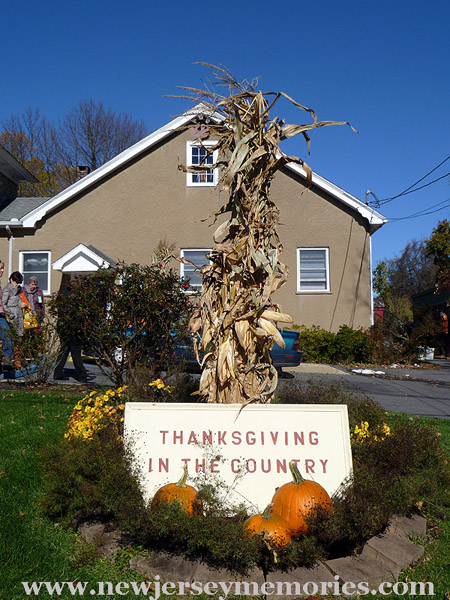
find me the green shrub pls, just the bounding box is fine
[39,381,450,574]
[293,324,373,364]
[48,262,193,386]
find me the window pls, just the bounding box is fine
[180,249,212,291]
[297,248,330,292]
[186,141,218,187]
[19,251,51,294]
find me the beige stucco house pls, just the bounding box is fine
[0,109,387,331]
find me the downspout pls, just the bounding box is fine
[369,235,374,325]
[5,225,13,277]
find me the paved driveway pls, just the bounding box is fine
[283,360,450,419]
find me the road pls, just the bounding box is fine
[27,356,450,420]
[282,359,450,419]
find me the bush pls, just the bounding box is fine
[48,262,193,386]
[293,324,373,364]
[4,318,61,384]
[39,380,450,574]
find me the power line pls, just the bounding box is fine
[387,197,450,222]
[378,171,450,204]
[372,154,450,206]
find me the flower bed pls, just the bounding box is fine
[39,380,450,576]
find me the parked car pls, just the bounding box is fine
[173,329,302,373]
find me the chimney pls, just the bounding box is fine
[76,166,90,180]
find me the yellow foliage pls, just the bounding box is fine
[351,421,391,445]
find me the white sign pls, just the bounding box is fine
[124,403,353,512]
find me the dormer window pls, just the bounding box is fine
[186,141,218,187]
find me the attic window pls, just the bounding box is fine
[186,141,218,187]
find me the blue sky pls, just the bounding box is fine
[2,0,449,267]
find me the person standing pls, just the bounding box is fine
[2,271,27,369]
[2,271,26,336]
[0,261,12,366]
[22,276,45,321]
[53,282,90,383]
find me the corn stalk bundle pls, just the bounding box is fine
[177,64,354,404]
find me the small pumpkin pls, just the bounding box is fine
[243,504,292,547]
[151,465,203,516]
[271,461,332,535]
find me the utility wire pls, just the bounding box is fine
[374,154,450,206]
[387,197,450,222]
[378,171,450,203]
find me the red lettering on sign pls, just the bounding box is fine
[276,459,287,473]
[231,431,242,445]
[320,459,328,473]
[294,432,304,445]
[305,459,315,474]
[187,431,198,445]
[159,458,169,473]
[160,431,168,444]
[231,458,241,473]
[148,458,152,472]
[173,431,183,444]
[309,431,319,445]
[202,431,212,445]
[195,458,206,473]
[246,431,256,445]
[218,431,227,445]
[246,459,256,473]
[210,459,220,473]
[270,431,279,445]
[261,459,271,473]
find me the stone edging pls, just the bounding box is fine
[79,514,426,596]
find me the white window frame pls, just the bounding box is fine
[19,250,51,295]
[180,248,212,292]
[296,247,330,293]
[186,140,218,187]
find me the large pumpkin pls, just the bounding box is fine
[243,504,292,547]
[271,461,332,535]
[151,465,203,516]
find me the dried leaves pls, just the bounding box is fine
[177,64,352,403]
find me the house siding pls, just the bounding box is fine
[0,128,373,331]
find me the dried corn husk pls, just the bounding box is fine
[175,64,353,403]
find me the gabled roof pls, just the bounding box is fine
[6,106,386,232]
[52,243,117,272]
[0,146,38,185]
[0,196,49,222]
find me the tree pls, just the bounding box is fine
[374,240,437,300]
[48,262,192,386]
[1,101,148,196]
[178,64,354,404]
[61,99,148,172]
[425,219,450,292]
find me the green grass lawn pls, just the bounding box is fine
[1,390,449,599]
[0,390,149,600]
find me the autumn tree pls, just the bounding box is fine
[425,219,450,292]
[1,101,148,196]
[374,240,437,300]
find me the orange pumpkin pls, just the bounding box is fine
[243,504,292,547]
[151,465,203,516]
[271,461,332,535]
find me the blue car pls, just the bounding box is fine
[174,329,302,373]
